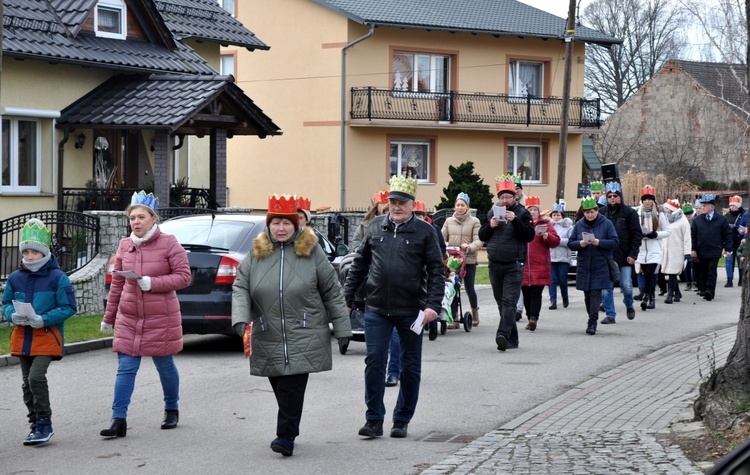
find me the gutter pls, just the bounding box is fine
[340,24,374,210]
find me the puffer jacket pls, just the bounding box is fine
[478,201,535,263]
[522,217,560,286]
[635,205,671,267]
[568,214,619,291]
[2,255,77,358]
[601,199,643,266]
[232,227,352,377]
[550,218,573,263]
[441,212,482,265]
[662,211,691,275]
[103,226,191,357]
[343,214,445,317]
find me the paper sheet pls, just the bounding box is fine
[535,225,547,235]
[492,205,506,221]
[12,300,35,317]
[113,270,141,279]
[582,232,595,242]
[410,310,426,335]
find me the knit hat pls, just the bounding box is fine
[641,185,656,201]
[581,196,598,210]
[19,218,51,257]
[729,195,742,208]
[297,196,312,222]
[663,199,680,213]
[700,193,716,205]
[495,174,517,197]
[267,194,299,230]
[414,200,427,215]
[388,175,418,201]
[682,203,694,215]
[525,195,541,210]
[456,192,470,206]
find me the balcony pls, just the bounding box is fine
[350,87,601,128]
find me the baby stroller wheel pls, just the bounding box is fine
[440,321,447,335]
[463,311,473,332]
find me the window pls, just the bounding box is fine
[217,0,235,15]
[393,52,450,93]
[509,61,543,98]
[390,139,431,182]
[95,0,126,39]
[220,54,235,77]
[2,117,40,191]
[507,144,542,184]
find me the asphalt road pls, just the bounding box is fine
[0,283,741,475]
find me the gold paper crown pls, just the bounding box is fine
[389,175,418,199]
[495,174,517,195]
[268,194,298,215]
[372,190,389,205]
[581,195,598,210]
[413,200,426,214]
[296,196,311,211]
[526,196,541,208]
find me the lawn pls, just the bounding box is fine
[0,314,104,356]
[476,265,489,285]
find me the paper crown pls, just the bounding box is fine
[551,204,565,213]
[581,195,598,210]
[700,193,716,204]
[589,181,603,192]
[372,190,389,205]
[268,194,298,215]
[495,174,517,195]
[130,191,159,213]
[447,256,463,272]
[682,203,694,214]
[729,195,742,206]
[413,200,426,214]
[456,192,470,205]
[19,218,51,256]
[605,182,622,194]
[694,199,703,208]
[296,196,311,211]
[663,199,680,212]
[641,185,656,199]
[598,196,607,205]
[525,196,541,208]
[389,175,418,200]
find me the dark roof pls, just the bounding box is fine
[582,136,602,171]
[308,0,620,46]
[670,60,750,119]
[57,74,282,138]
[154,0,269,50]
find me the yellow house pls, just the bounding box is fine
[225,0,619,212]
[0,0,280,220]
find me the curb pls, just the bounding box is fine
[0,337,113,367]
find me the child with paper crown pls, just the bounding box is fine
[1,218,78,446]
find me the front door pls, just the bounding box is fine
[92,130,138,188]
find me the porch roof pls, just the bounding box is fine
[56,74,282,138]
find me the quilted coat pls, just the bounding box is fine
[103,226,191,357]
[522,217,560,286]
[635,205,671,268]
[231,227,351,377]
[441,212,482,265]
[568,213,619,291]
[661,211,692,275]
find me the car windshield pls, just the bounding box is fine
[161,218,257,251]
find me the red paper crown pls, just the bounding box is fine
[525,195,541,208]
[641,185,655,197]
[372,190,389,205]
[495,174,516,195]
[296,196,311,211]
[730,195,742,206]
[268,194,297,215]
[664,199,680,212]
[414,200,426,214]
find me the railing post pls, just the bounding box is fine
[367,87,372,121]
[449,91,455,123]
[526,95,532,126]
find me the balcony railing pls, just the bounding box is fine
[350,87,601,128]
[62,187,214,213]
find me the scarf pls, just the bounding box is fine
[453,211,469,223]
[23,253,52,273]
[130,223,158,247]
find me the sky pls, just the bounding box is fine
[517,0,595,20]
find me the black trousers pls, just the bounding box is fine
[640,263,658,295]
[584,290,602,324]
[269,373,309,439]
[488,261,523,346]
[521,285,544,319]
[696,257,720,297]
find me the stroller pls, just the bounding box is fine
[439,247,473,334]
[336,251,365,354]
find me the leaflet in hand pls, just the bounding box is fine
[410,310,426,335]
[535,225,547,235]
[113,270,141,279]
[582,232,595,242]
[12,300,35,317]
[492,205,506,221]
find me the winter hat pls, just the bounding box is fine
[297,196,312,222]
[495,174,517,197]
[663,199,680,213]
[729,195,742,208]
[388,175,418,201]
[267,194,299,230]
[456,192,470,206]
[682,203,694,215]
[19,218,51,257]
[641,185,656,201]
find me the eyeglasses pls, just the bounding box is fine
[606,194,619,198]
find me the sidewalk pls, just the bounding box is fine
[423,325,735,474]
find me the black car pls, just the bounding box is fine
[105,213,348,335]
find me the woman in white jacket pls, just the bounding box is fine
[548,204,573,309]
[660,199,692,304]
[635,186,671,311]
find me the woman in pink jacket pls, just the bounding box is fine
[99,191,191,438]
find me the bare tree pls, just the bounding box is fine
[583,0,689,114]
[680,0,747,63]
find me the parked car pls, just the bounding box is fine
[105,213,349,335]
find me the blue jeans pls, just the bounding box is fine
[363,310,423,423]
[602,264,634,319]
[548,262,570,303]
[387,328,401,378]
[112,353,180,419]
[726,252,736,282]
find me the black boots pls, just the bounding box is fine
[640,294,648,310]
[634,291,644,301]
[101,418,127,438]
[647,293,655,309]
[586,322,597,335]
[665,289,673,304]
[161,410,179,430]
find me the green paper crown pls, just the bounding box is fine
[581,195,598,210]
[20,219,51,249]
[389,175,418,198]
[447,256,463,272]
[589,181,603,192]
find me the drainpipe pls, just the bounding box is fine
[57,130,70,211]
[340,24,374,210]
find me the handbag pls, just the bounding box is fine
[607,258,620,283]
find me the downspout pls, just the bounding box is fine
[340,24,374,210]
[57,130,70,211]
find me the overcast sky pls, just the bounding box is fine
[517,0,595,20]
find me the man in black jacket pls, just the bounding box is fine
[344,175,444,440]
[724,195,745,287]
[600,182,642,323]
[691,194,733,301]
[478,175,535,352]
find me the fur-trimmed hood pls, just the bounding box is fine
[253,226,319,259]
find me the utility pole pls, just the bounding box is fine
[556,0,577,202]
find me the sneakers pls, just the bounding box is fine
[525,318,537,331]
[600,317,616,324]
[495,334,508,352]
[23,422,36,445]
[24,417,53,446]
[270,436,295,456]
[549,302,557,310]
[358,420,383,438]
[390,421,408,438]
[626,307,636,320]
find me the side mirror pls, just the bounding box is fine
[336,243,349,257]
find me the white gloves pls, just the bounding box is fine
[11,313,28,326]
[138,276,152,292]
[100,322,114,333]
[27,314,44,329]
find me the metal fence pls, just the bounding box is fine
[0,211,100,281]
[62,187,213,212]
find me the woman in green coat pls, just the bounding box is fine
[232,194,352,457]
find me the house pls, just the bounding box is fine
[1,0,281,220]
[222,0,619,213]
[597,59,750,189]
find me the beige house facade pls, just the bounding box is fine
[225,0,618,212]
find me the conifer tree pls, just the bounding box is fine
[436,162,494,220]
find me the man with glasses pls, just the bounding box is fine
[600,182,642,323]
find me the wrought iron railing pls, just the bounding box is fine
[0,211,100,281]
[350,87,601,128]
[62,187,214,212]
